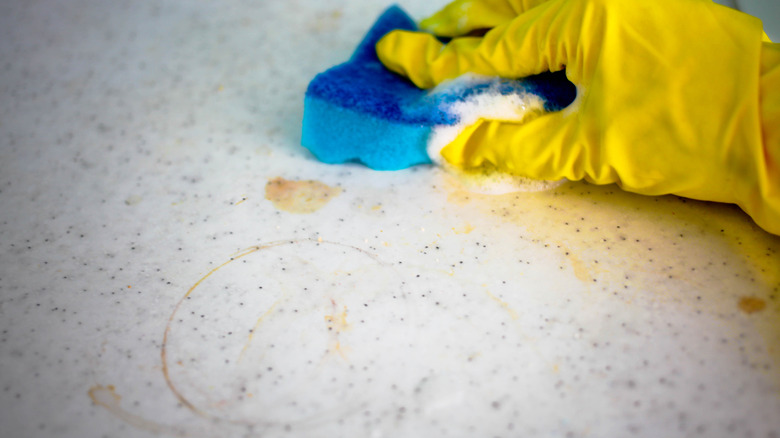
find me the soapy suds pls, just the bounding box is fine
[426,74,565,194]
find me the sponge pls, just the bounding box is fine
[301,5,576,171]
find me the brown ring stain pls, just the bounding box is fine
[88,385,188,436]
[160,239,384,425]
[160,243,286,420]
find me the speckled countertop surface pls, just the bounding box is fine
[1,1,779,437]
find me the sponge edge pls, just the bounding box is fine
[302,96,432,170]
[302,5,437,171]
[301,5,576,171]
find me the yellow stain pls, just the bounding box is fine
[324,305,350,332]
[265,177,341,214]
[88,384,184,435]
[238,300,281,363]
[452,224,475,234]
[563,248,593,284]
[484,290,519,320]
[330,340,349,361]
[443,177,780,380]
[738,296,767,314]
[324,304,350,361]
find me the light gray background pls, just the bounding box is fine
[1,1,779,437]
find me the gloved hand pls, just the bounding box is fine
[376,0,780,235]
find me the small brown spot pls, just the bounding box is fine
[265,177,341,214]
[738,296,766,314]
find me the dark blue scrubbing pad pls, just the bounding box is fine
[301,5,576,171]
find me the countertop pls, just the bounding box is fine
[1,0,779,437]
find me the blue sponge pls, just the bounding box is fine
[301,5,576,171]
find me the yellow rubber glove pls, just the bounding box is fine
[377,0,780,235]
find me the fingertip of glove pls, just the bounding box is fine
[377,30,442,51]
[375,30,411,71]
[376,31,442,88]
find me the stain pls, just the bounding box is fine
[161,244,285,420]
[324,301,350,331]
[308,8,343,33]
[89,384,121,408]
[88,385,186,436]
[265,177,341,214]
[739,296,767,314]
[443,175,780,295]
[161,239,381,425]
[441,173,780,375]
[234,196,247,206]
[324,300,350,361]
[238,299,282,363]
[452,224,475,234]
[484,290,519,320]
[563,248,593,284]
[124,195,142,206]
[480,286,560,372]
[442,162,565,195]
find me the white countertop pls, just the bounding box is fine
[1,1,779,437]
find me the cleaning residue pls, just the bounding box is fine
[443,177,780,370]
[265,176,342,214]
[439,161,567,195]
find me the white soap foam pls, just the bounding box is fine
[426,74,566,194]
